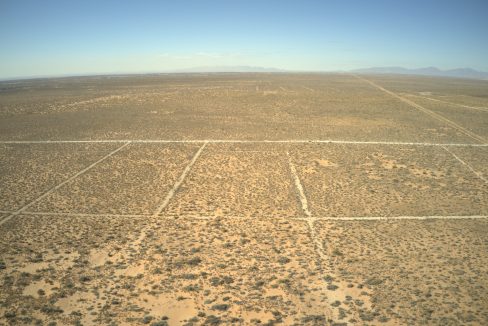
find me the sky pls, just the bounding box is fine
[1,0,487,79]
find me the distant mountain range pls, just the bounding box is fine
[4,66,488,82]
[175,66,488,80]
[171,66,286,73]
[352,66,488,80]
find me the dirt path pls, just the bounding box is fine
[405,93,488,112]
[0,142,131,226]
[2,139,487,146]
[353,74,487,144]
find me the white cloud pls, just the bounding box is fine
[195,52,223,58]
[157,52,244,60]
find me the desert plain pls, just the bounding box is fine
[0,73,487,325]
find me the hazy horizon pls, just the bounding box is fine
[1,0,487,79]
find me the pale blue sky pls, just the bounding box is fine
[1,0,487,79]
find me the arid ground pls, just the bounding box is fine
[0,73,487,325]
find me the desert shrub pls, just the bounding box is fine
[365,278,383,286]
[327,284,338,291]
[211,304,230,311]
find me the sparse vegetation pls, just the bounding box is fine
[0,74,487,325]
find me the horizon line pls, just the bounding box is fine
[2,66,488,83]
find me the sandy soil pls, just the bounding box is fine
[0,74,481,143]
[29,144,201,215]
[0,143,119,211]
[289,143,488,217]
[315,219,488,324]
[0,73,487,325]
[162,144,301,218]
